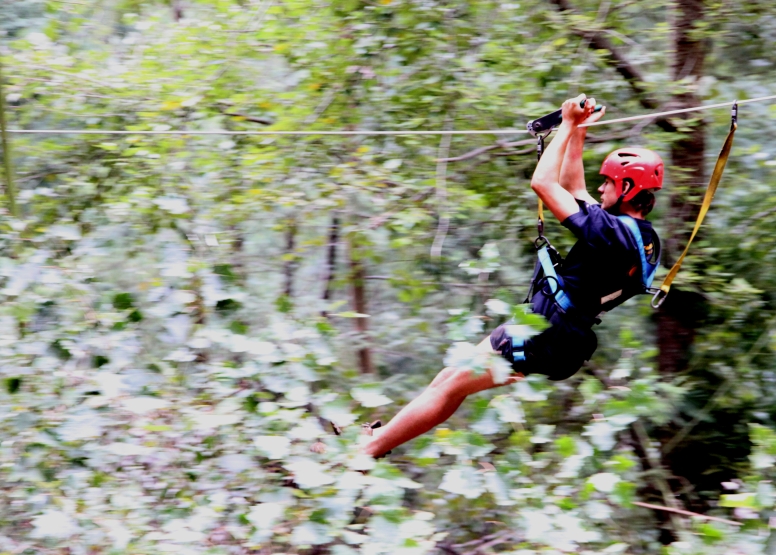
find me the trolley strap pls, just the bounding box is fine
[651,102,738,308]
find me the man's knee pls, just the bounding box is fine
[429,366,469,393]
[431,366,497,397]
[429,366,457,387]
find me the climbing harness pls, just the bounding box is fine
[524,212,660,323]
[650,102,738,308]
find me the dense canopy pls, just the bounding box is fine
[1,0,776,554]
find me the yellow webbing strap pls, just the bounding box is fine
[538,198,544,226]
[652,115,738,308]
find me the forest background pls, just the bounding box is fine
[1,0,776,553]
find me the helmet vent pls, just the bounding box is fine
[617,152,637,157]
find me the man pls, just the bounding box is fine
[361,95,662,458]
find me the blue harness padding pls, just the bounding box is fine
[537,245,574,311]
[504,325,527,361]
[617,215,658,289]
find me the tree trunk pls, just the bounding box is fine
[321,213,339,317]
[283,221,297,298]
[655,0,708,375]
[349,239,373,374]
[171,0,184,21]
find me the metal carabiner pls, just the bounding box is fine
[650,288,667,309]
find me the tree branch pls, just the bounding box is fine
[494,146,542,157]
[547,0,677,133]
[440,130,641,164]
[436,543,463,555]
[437,138,535,163]
[452,531,508,549]
[223,111,273,125]
[364,275,522,288]
[632,501,741,527]
[633,419,685,533]
[437,530,519,555]
[459,531,517,554]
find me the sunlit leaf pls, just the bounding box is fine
[351,386,393,407]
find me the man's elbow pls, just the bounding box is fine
[531,179,548,194]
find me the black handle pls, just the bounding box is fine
[526,101,603,137]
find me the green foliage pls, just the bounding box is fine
[0,0,775,553]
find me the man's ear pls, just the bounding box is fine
[622,178,635,197]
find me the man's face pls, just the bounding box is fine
[598,177,619,210]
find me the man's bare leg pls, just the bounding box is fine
[361,337,521,458]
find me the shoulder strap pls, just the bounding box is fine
[617,215,658,290]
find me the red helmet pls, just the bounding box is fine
[600,148,664,202]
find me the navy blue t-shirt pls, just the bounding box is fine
[559,200,658,317]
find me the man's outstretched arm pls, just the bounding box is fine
[559,123,600,205]
[531,95,600,222]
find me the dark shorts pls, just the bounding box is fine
[489,294,597,381]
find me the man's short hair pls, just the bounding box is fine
[630,190,656,216]
[623,178,656,216]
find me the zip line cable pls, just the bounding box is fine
[5,94,776,136]
[580,94,776,128]
[6,128,523,136]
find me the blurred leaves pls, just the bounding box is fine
[0,0,774,553]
